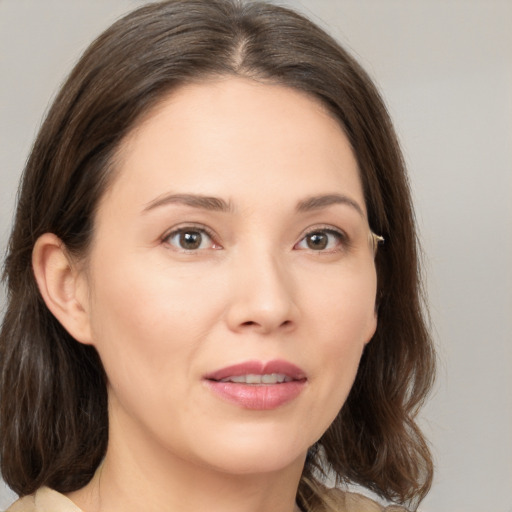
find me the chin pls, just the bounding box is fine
[207,448,306,476]
[190,425,312,476]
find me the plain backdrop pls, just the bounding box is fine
[0,1,511,511]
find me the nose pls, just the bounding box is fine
[224,250,298,335]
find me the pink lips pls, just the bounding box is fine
[204,360,307,410]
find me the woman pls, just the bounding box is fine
[0,1,435,511]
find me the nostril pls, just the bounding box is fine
[240,320,292,329]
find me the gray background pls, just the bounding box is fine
[1,1,511,511]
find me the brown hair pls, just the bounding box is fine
[0,0,435,509]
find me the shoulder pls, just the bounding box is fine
[5,487,83,512]
[6,486,407,512]
[4,494,34,512]
[325,487,408,512]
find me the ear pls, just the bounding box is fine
[363,307,378,347]
[32,233,93,345]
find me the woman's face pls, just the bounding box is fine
[79,77,378,476]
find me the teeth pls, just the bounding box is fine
[220,373,291,384]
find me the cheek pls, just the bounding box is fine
[88,250,219,336]
[299,266,377,423]
[303,262,378,348]
[84,256,221,396]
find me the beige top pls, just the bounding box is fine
[6,487,407,512]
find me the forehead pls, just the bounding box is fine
[102,77,365,215]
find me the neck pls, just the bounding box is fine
[67,414,306,512]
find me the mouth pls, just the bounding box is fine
[217,373,293,384]
[204,360,307,410]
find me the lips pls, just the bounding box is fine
[204,360,307,410]
[219,373,292,384]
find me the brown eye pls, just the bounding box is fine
[165,228,216,251]
[306,232,328,250]
[295,229,345,251]
[179,231,203,250]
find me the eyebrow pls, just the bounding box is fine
[142,193,232,213]
[296,194,365,217]
[142,192,364,217]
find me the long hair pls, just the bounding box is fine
[0,1,435,509]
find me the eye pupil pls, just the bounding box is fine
[180,231,202,250]
[307,232,328,250]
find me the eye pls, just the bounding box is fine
[294,228,346,252]
[164,227,219,251]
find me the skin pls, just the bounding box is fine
[34,77,379,512]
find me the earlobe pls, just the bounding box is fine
[32,233,93,345]
[364,310,378,346]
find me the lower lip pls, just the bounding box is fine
[205,380,306,410]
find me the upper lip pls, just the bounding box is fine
[204,359,307,382]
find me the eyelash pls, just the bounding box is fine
[294,226,349,253]
[162,224,219,252]
[161,225,349,253]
